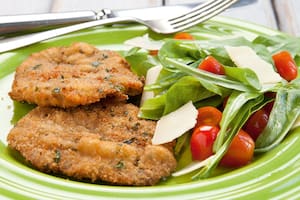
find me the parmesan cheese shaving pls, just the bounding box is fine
[225,46,282,84]
[124,34,163,50]
[151,101,198,145]
[140,65,162,107]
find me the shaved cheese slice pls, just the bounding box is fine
[124,34,163,50]
[152,101,198,145]
[172,155,215,177]
[140,65,163,107]
[225,46,282,84]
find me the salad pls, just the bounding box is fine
[124,31,300,180]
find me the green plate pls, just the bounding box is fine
[1,16,300,200]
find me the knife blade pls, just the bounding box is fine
[0,5,195,35]
[0,0,256,35]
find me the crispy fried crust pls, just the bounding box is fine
[9,42,144,108]
[7,101,177,186]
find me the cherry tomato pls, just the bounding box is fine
[173,32,194,40]
[263,101,274,116]
[198,56,225,75]
[243,109,269,141]
[264,92,276,99]
[272,50,298,81]
[220,129,255,167]
[190,125,219,161]
[195,106,222,128]
[263,92,275,115]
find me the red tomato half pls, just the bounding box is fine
[198,56,225,75]
[243,109,269,141]
[195,106,222,128]
[272,50,298,81]
[190,125,219,161]
[173,32,194,40]
[220,130,255,167]
[191,127,255,167]
[263,101,274,116]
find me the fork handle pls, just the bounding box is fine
[0,15,134,53]
[0,10,109,35]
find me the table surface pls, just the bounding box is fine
[0,0,299,36]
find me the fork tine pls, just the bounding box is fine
[169,0,224,24]
[170,0,238,32]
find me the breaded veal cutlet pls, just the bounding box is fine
[9,42,144,108]
[7,101,177,186]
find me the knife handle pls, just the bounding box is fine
[0,10,110,35]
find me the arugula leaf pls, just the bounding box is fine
[138,94,166,120]
[213,91,263,152]
[125,47,159,76]
[224,66,261,90]
[194,95,224,108]
[139,76,217,119]
[253,34,300,65]
[144,69,186,95]
[253,34,300,54]
[174,132,191,158]
[158,40,200,66]
[255,86,300,152]
[163,76,215,115]
[164,57,257,92]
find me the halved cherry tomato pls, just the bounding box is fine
[195,106,222,128]
[272,50,298,81]
[263,101,274,116]
[173,32,194,40]
[190,125,219,161]
[198,56,225,75]
[264,92,276,99]
[220,129,255,167]
[263,92,275,115]
[191,126,255,167]
[243,109,269,141]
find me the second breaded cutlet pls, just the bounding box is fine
[9,42,144,108]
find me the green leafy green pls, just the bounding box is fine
[124,47,159,76]
[139,76,216,119]
[164,57,256,92]
[255,86,300,152]
[158,40,200,66]
[144,69,186,95]
[162,76,215,115]
[213,91,263,152]
[138,94,165,120]
[174,132,191,158]
[224,66,261,90]
[253,34,300,55]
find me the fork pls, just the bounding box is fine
[0,0,238,53]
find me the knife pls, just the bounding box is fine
[0,0,256,35]
[0,5,196,35]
